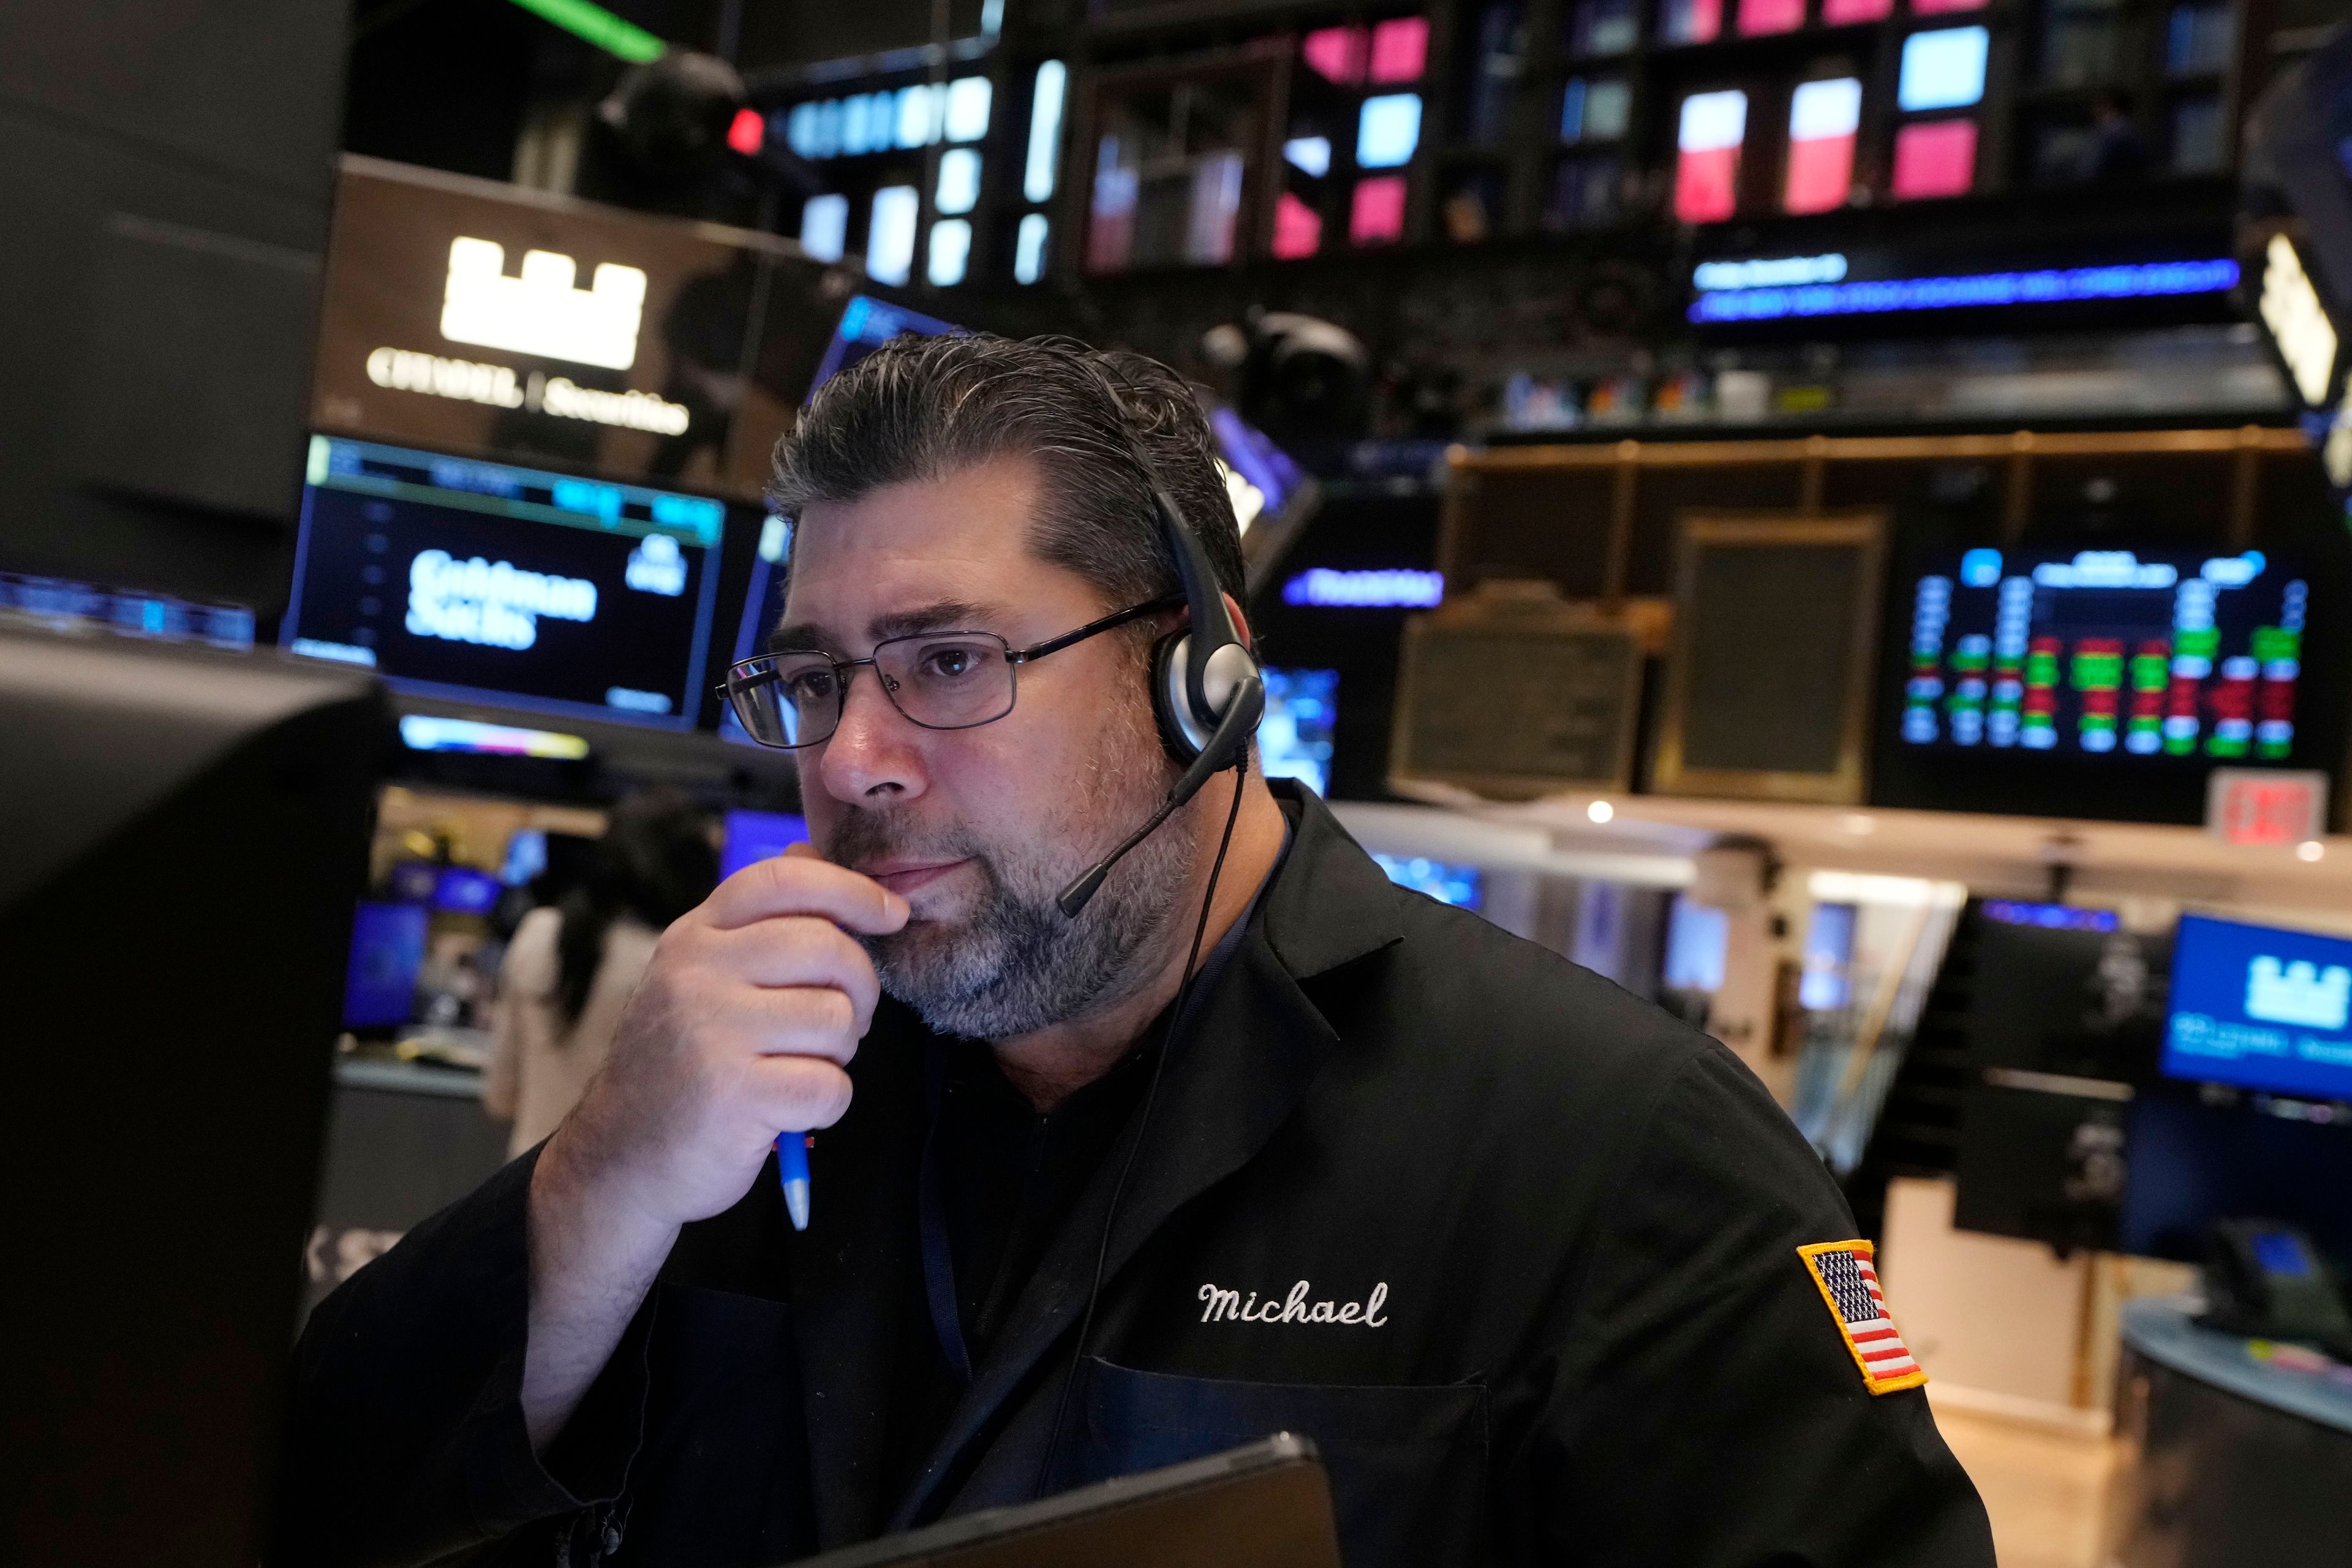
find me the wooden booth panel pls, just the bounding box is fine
[1442,461,1619,597]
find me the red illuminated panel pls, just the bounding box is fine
[726,107,764,155]
[1303,26,1368,85]
[1351,177,1408,244]
[1273,192,1324,258]
[1784,78,1860,213]
[1369,17,1430,83]
[1738,0,1805,35]
[1890,117,1977,199]
[1910,0,1987,13]
[1674,89,1746,223]
[1820,0,1892,20]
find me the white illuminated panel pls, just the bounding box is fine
[2262,233,2339,407]
[438,238,647,371]
[1025,61,1066,202]
[867,186,919,286]
[1284,135,1333,177]
[800,194,849,263]
[935,148,981,214]
[927,219,971,286]
[1898,26,1989,113]
[1015,213,1050,284]
[1357,94,1422,168]
[944,77,992,142]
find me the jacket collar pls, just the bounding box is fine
[889,782,1405,1524]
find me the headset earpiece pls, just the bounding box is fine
[1144,486,1263,765]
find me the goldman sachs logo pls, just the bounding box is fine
[361,237,687,435]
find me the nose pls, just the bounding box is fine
[814,665,929,805]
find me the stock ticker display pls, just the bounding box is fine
[1899,548,2307,763]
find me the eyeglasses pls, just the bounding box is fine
[722,593,1182,750]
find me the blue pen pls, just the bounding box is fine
[774,1131,811,1231]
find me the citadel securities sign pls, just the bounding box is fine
[311,156,856,499]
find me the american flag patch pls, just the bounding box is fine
[1798,1240,1928,1395]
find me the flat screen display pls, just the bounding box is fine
[720,810,810,881]
[284,435,725,728]
[344,901,428,1030]
[1259,668,1339,797]
[1898,547,2308,761]
[2164,913,2352,1102]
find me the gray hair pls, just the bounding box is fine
[766,333,1244,614]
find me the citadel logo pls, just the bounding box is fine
[440,237,647,370]
[2245,956,2352,1032]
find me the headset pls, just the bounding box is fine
[1052,372,1266,920]
[1035,360,1265,1493]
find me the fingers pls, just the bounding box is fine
[717,982,865,1065]
[704,851,909,937]
[703,917,881,1028]
[744,1053,855,1131]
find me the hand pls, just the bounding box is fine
[541,843,910,1232]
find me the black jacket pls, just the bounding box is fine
[277,786,1993,1567]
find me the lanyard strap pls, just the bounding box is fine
[916,1042,975,1386]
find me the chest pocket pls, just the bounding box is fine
[1069,1359,1489,1568]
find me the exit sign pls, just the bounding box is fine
[2206,769,2330,846]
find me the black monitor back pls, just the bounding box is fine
[0,629,388,1566]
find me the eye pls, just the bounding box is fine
[778,664,839,703]
[918,642,990,679]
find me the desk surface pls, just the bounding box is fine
[2121,1297,2352,1437]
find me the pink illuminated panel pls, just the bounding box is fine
[1820,0,1892,20]
[1659,0,1724,45]
[1891,117,1978,198]
[1273,193,1324,258]
[1303,26,1368,85]
[1369,17,1430,83]
[1910,0,1987,13]
[1738,0,1805,36]
[1674,89,1746,222]
[1784,77,1860,213]
[1351,176,1408,244]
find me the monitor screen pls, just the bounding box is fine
[431,866,502,916]
[2164,913,2352,1101]
[807,295,961,399]
[720,809,810,881]
[1259,668,1339,797]
[283,435,726,729]
[1898,547,2308,760]
[344,901,428,1029]
[718,298,962,744]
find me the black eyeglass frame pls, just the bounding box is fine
[720,591,1184,750]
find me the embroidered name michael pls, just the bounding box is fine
[1197,1280,1389,1326]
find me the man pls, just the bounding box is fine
[279,336,1994,1567]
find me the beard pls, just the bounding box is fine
[822,709,1199,1041]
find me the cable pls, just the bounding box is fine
[1034,751,1251,1494]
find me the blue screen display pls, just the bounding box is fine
[432,866,503,916]
[344,901,428,1029]
[1259,668,1339,797]
[1371,853,1482,910]
[2164,913,2352,1101]
[720,810,810,881]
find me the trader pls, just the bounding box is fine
[277,336,1993,1568]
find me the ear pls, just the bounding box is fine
[1221,590,1256,652]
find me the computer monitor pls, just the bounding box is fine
[2164,913,2352,1102]
[807,293,960,394]
[343,901,428,1028]
[1874,545,2341,822]
[1259,668,1339,797]
[282,435,726,730]
[719,809,810,880]
[1,627,385,1565]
